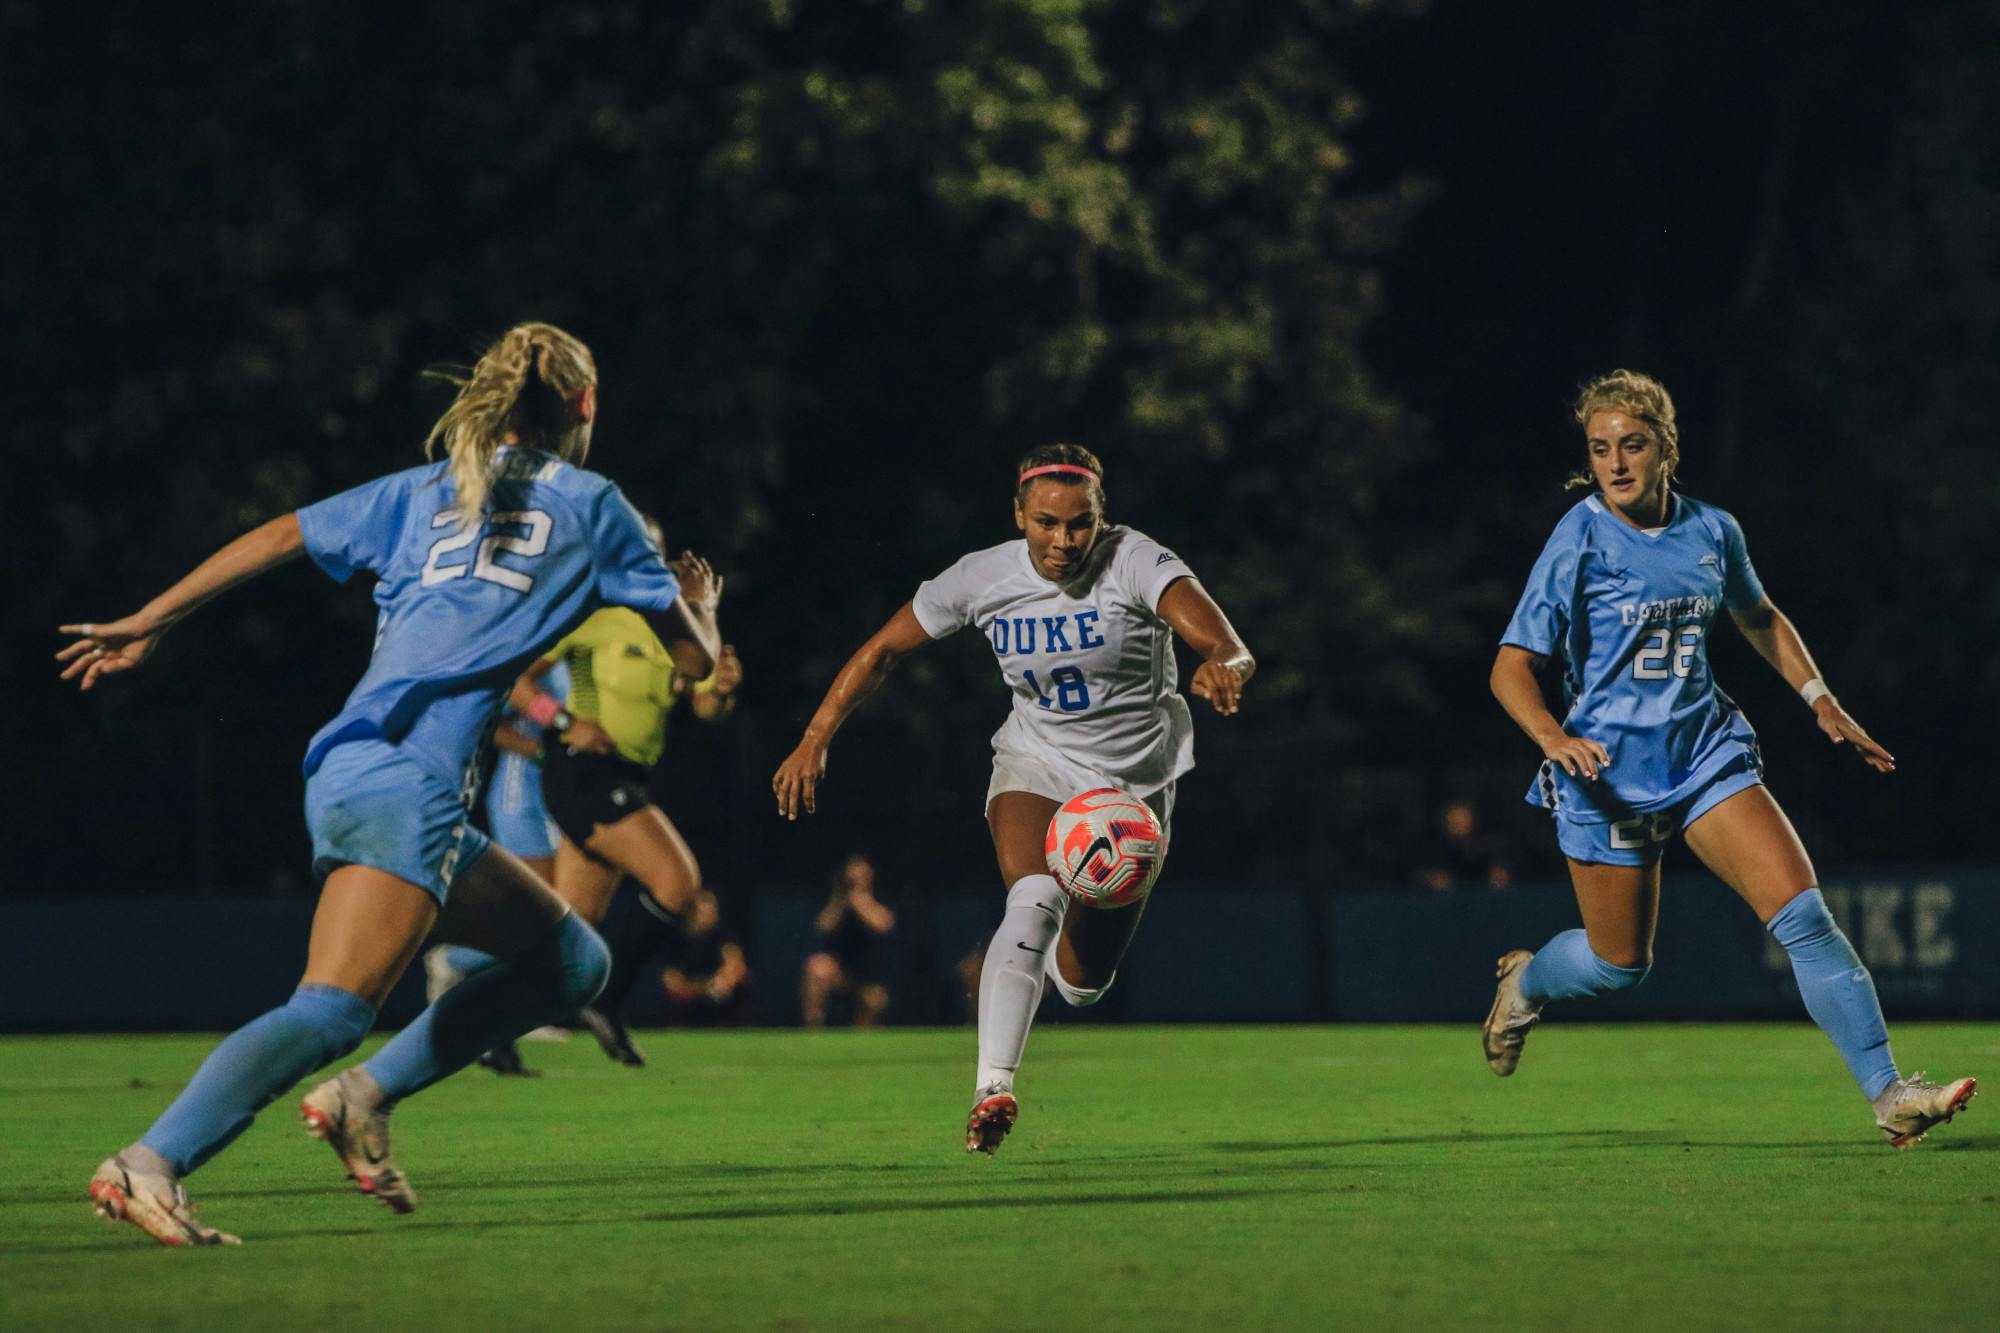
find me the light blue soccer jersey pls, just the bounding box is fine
[1501,494,1766,822]
[296,447,678,788]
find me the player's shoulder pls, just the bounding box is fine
[348,459,449,502]
[936,538,1025,581]
[1553,496,1604,540]
[1674,493,1743,542]
[1095,523,1181,570]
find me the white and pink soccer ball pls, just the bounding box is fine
[1044,788,1165,909]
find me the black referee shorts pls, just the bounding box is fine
[541,743,653,855]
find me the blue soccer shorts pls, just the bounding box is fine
[1553,749,1765,867]
[305,738,492,903]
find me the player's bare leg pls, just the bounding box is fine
[1054,894,1147,995]
[1686,786,1975,1145]
[583,806,701,919]
[565,807,703,1065]
[551,835,629,925]
[295,865,466,1212]
[89,866,431,1244]
[1565,857,1661,970]
[305,849,602,1206]
[968,791,1152,1153]
[1681,786,1816,924]
[1486,858,1658,1075]
[553,836,645,1063]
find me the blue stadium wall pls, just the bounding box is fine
[2,872,1991,1030]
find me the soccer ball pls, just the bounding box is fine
[1044,788,1165,909]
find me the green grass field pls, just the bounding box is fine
[2,1024,1994,1331]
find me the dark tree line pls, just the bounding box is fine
[7,1,1994,896]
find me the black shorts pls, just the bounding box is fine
[541,743,653,854]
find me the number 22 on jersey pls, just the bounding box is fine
[421,509,552,592]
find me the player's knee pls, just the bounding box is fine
[1768,887,1845,955]
[291,984,377,1063]
[804,953,841,987]
[1589,948,1651,990]
[1005,873,1069,925]
[639,870,699,915]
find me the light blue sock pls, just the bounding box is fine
[140,983,375,1176]
[367,913,609,1100]
[1518,928,1651,1006]
[1768,889,1898,1099]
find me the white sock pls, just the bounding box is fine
[975,874,1068,1094]
[1044,950,1114,1007]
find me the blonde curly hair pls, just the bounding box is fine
[1566,369,1680,492]
[424,322,597,520]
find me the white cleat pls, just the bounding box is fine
[965,1085,1019,1156]
[1482,950,1543,1077]
[88,1153,240,1247]
[301,1069,417,1213]
[1874,1073,1976,1149]
[422,946,463,1004]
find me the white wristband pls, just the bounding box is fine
[1799,676,1832,708]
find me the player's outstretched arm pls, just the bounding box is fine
[649,550,722,682]
[772,603,932,820]
[57,513,306,691]
[1157,577,1254,716]
[1490,645,1611,780]
[1729,597,1895,773]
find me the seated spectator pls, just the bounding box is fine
[801,854,895,1027]
[1415,798,1514,891]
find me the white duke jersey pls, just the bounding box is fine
[911,525,1196,795]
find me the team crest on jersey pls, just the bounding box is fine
[1699,554,1722,568]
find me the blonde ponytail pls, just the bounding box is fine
[424,322,597,522]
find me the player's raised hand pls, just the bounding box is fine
[1541,734,1612,781]
[772,737,829,820]
[1813,698,1895,773]
[670,551,722,613]
[1189,657,1248,716]
[56,614,164,691]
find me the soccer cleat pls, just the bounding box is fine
[88,1153,240,1247]
[1482,950,1543,1077]
[1873,1073,1976,1149]
[422,946,463,1004]
[476,1041,540,1077]
[301,1069,417,1213]
[965,1086,1019,1155]
[576,1005,646,1067]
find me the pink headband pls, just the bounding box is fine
[1018,463,1101,484]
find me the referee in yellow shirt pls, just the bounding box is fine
[511,551,741,1065]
